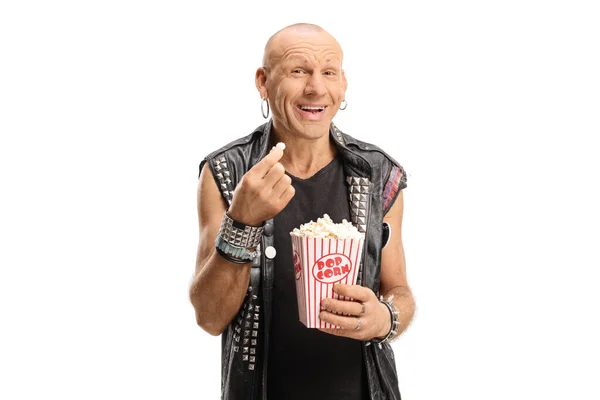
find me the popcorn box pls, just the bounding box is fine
[290,234,364,328]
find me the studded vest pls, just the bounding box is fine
[200,121,407,400]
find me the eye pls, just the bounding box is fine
[292,69,305,74]
[324,71,336,76]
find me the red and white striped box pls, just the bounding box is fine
[290,234,364,328]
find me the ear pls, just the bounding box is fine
[342,69,348,93]
[255,67,268,99]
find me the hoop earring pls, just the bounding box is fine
[261,98,270,119]
[339,100,347,110]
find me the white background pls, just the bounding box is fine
[1,1,599,399]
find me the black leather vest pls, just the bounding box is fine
[200,121,405,400]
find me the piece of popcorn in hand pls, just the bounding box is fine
[275,142,286,151]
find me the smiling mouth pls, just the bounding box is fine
[297,105,326,114]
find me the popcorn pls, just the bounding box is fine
[275,142,286,151]
[290,214,365,328]
[291,214,364,240]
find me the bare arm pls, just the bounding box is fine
[379,191,415,337]
[188,163,252,336]
[189,146,295,336]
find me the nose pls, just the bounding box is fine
[304,73,327,97]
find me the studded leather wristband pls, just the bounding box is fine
[215,234,260,262]
[219,212,265,250]
[372,295,400,345]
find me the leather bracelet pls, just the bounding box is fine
[372,295,400,345]
[215,246,251,264]
[215,234,260,261]
[219,212,264,249]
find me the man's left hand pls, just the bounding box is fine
[318,284,391,341]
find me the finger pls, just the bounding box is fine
[278,185,295,204]
[333,284,372,302]
[321,297,364,316]
[318,328,360,339]
[263,162,286,187]
[251,146,284,178]
[319,310,360,330]
[271,173,292,198]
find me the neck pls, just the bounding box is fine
[270,126,337,179]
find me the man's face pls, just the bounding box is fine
[262,30,347,139]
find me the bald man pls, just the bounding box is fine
[190,23,414,400]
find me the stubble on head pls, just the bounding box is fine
[261,23,344,73]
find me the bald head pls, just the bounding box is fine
[262,23,343,70]
[254,23,347,141]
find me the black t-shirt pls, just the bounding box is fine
[267,155,368,400]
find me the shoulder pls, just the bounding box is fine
[203,122,268,161]
[337,128,407,183]
[198,122,270,204]
[337,127,408,214]
[199,121,269,176]
[341,131,402,167]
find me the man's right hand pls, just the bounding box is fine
[192,147,293,335]
[227,145,295,226]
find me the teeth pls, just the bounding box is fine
[299,106,325,111]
